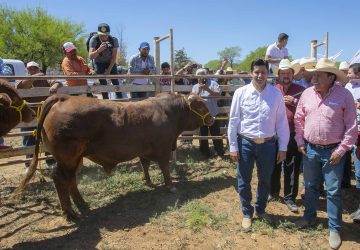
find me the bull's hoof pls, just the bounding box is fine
[64,211,80,222]
[145,181,156,188]
[167,186,178,193]
[77,204,91,215]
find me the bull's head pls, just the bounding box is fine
[0,80,35,136]
[187,94,214,127]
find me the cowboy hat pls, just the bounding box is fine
[306,58,347,83]
[225,66,233,73]
[339,61,350,71]
[273,59,300,76]
[300,57,317,70]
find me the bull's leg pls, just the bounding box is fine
[140,157,155,187]
[158,158,177,192]
[69,176,90,214]
[53,166,78,221]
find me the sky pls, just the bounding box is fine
[1,0,359,65]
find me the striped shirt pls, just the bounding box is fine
[294,84,357,156]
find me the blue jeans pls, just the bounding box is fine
[0,137,4,144]
[353,146,360,189]
[94,62,123,99]
[303,143,345,233]
[237,137,276,218]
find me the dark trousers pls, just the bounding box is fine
[94,62,123,100]
[21,127,56,167]
[199,120,224,156]
[270,133,302,202]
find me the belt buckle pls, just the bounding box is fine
[254,138,265,144]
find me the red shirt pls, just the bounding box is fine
[275,83,305,132]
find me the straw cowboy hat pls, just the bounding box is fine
[273,59,300,76]
[300,57,317,70]
[306,58,347,83]
[339,61,350,71]
[225,66,234,73]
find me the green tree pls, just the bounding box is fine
[0,6,85,73]
[204,59,221,71]
[217,46,241,67]
[174,47,191,70]
[235,46,267,72]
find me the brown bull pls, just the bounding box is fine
[15,92,214,220]
[0,79,35,137]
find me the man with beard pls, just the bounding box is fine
[128,42,155,98]
[62,42,95,87]
[228,59,289,230]
[294,58,357,249]
[269,59,305,213]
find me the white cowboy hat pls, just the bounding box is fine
[273,59,300,76]
[300,57,317,70]
[306,58,347,83]
[339,61,350,71]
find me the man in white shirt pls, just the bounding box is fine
[228,59,289,230]
[265,33,289,74]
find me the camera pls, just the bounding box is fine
[104,41,113,49]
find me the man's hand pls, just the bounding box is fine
[199,83,210,92]
[298,145,307,157]
[284,95,295,105]
[277,151,286,164]
[329,151,342,165]
[49,82,63,95]
[98,43,108,53]
[89,70,96,75]
[230,151,239,162]
[104,68,111,75]
[142,69,150,75]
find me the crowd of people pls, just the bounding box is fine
[1,27,360,249]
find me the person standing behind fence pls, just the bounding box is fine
[269,59,304,213]
[62,42,95,87]
[16,61,62,171]
[88,23,123,100]
[344,63,360,223]
[228,59,289,230]
[160,62,171,86]
[128,42,155,98]
[294,58,357,249]
[265,33,289,74]
[192,68,224,158]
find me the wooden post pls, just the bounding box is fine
[311,40,318,58]
[154,36,161,94]
[324,32,329,59]
[170,29,174,93]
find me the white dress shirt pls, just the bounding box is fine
[227,82,290,152]
[266,42,288,70]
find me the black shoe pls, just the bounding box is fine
[350,207,360,223]
[268,193,280,202]
[285,200,299,213]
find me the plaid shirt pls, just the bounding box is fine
[128,53,155,75]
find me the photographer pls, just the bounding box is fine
[128,42,155,98]
[191,68,224,158]
[89,23,123,99]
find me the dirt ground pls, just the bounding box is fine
[0,142,360,250]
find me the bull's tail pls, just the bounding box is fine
[14,95,67,195]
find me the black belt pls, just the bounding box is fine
[238,134,274,144]
[305,141,340,150]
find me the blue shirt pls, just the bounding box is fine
[191,80,221,117]
[0,59,13,76]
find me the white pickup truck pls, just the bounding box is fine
[1,59,26,84]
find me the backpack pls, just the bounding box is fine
[86,32,115,52]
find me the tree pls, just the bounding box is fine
[0,6,85,73]
[235,46,267,72]
[174,47,191,70]
[116,28,127,67]
[204,60,221,71]
[217,46,241,67]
